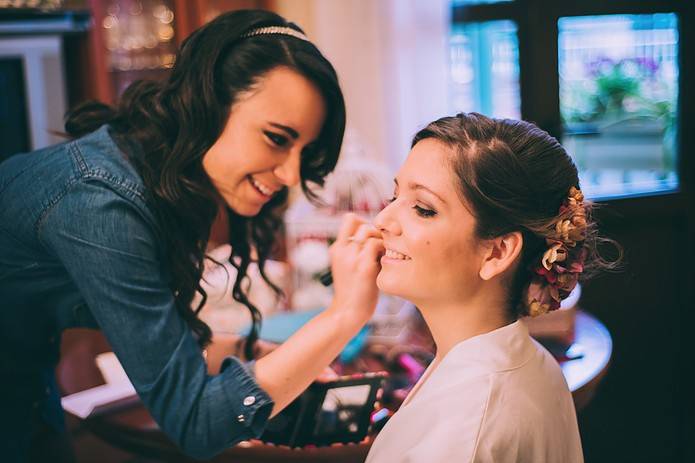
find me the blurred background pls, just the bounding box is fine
[1,1,693,462]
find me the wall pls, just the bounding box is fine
[271,0,450,169]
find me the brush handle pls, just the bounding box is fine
[318,268,333,286]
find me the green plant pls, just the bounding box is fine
[563,56,674,126]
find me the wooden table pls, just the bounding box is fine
[58,310,612,462]
[560,310,613,412]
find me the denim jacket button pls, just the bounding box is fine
[243,396,256,406]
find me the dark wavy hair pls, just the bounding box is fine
[412,112,620,318]
[64,10,346,358]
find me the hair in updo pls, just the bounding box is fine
[412,112,619,318]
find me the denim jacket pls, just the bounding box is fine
[0,125,273,460]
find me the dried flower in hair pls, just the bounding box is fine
[542,242,566,270]
[528,301,548,317]
[556,271,579,293]
[555,220,586,247]
[555,219,572,242]
[526,277,561,316]
[524,186,588,317]
[571,214,587,229]
[569,186,584,203]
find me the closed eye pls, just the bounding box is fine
[414,205,436,218]
[264,131,289,147]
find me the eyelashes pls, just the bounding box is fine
[385,196,437,218]
[264,131,289,147]
[414,205,436,218]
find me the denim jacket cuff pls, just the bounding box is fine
[219,356,273,438]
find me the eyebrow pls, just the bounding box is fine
[394,178,447,204]
[268,122,299,140]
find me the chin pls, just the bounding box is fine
[376,271,407,298]
[227,199,263,217]
[235,207,261,217]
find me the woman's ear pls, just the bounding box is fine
[479,231,523,281]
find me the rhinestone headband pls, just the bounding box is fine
[242,26,309,42]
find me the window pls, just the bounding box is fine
[559,14,679,197]
[450,1,686,200]
[449,20,520,119]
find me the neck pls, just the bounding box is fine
[208,204,229,249]
[416,289,513,362]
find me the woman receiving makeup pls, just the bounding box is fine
[365,113,618,462]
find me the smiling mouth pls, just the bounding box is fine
[383,249,411,260]
[247,175,276,198]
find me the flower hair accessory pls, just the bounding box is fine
[524,187,588,317]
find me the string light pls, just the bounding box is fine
[102,1,176,72]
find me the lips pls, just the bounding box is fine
[248,175,278,198]
[383,248,411,260]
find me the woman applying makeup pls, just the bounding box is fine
[0,10,383,462]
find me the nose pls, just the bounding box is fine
[273,149,301,187]
[374,201,401,236]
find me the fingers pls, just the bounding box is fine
[336,213,381,245]
[352,223,382,244]
[331,214,384,282]
[336,213,362,243]
[329,218,383,321]
[361,236,386,263]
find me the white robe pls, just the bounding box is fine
[366,321,583,463]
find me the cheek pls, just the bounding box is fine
[411,230,443,263]
[204,124,255,179]
[203,145,247,185]
[448,241,484,287]
[420,234,478,282]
